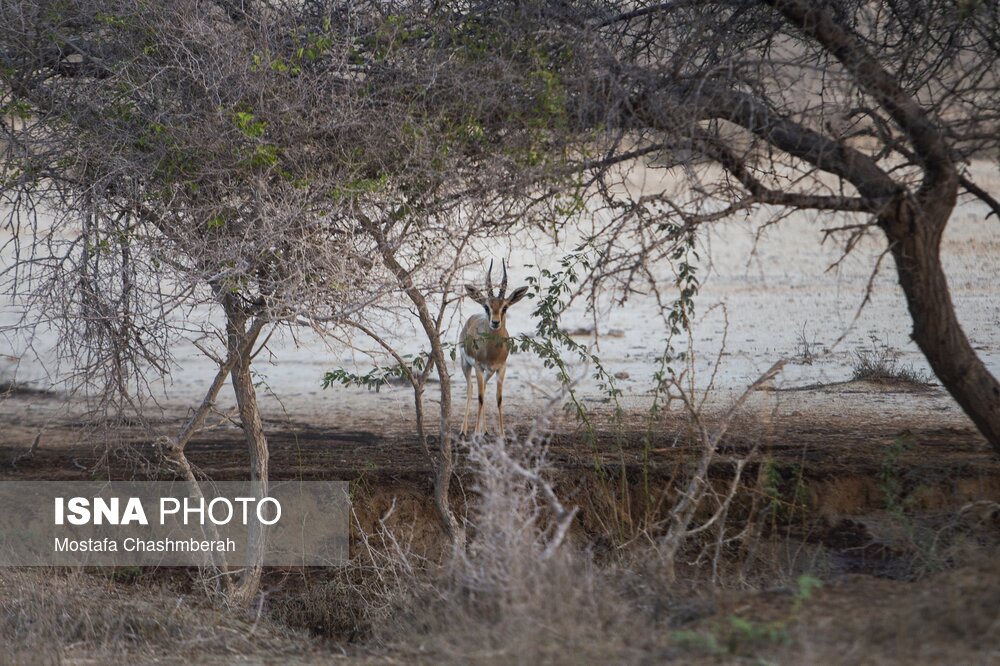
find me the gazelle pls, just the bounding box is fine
[460,259,529,438]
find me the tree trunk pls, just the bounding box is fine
[882,199,1000,455]
[365,221,465,545]
[427,339,462,545]
[222,295,269,607]
[406,291,462,544]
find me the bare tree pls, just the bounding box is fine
[0,0,383,604]
[646,0,998,452]
[597,0,1000,452]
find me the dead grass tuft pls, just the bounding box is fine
[850,333,933,388]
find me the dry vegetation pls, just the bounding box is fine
[2,421,998,665]
[0,569,317,664]
[850,333,933,388]
[5,550,997,664]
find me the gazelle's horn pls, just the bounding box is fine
[485,258,494,297]
[500,258,508,298]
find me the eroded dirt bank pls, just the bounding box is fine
[2,389,997,561]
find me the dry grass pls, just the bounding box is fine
[3,508,998,665]
[0,568,317,665]
[267,435,695,664]
[850,333,933,388]
[785,555,1000,664]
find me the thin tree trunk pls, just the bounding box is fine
[159,316,266,597]
[427,339,462,545]
[405,288,462,544]
[363,220,464,544]
[223,295,269,607]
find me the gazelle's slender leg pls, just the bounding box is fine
[474,366,486,435]
[496,365,507,439]
[461,361,473,436]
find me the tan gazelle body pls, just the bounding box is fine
[459,259,529,438]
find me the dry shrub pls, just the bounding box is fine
[303,420,812,662]
[0,568,314,664]
[352,435,685,664]
[268,534,438,645]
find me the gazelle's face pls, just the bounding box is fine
[484,296,510,330]
[466,285,530,331]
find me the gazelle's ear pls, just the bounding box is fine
[465,284,487,305]
[506,286,530,305]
